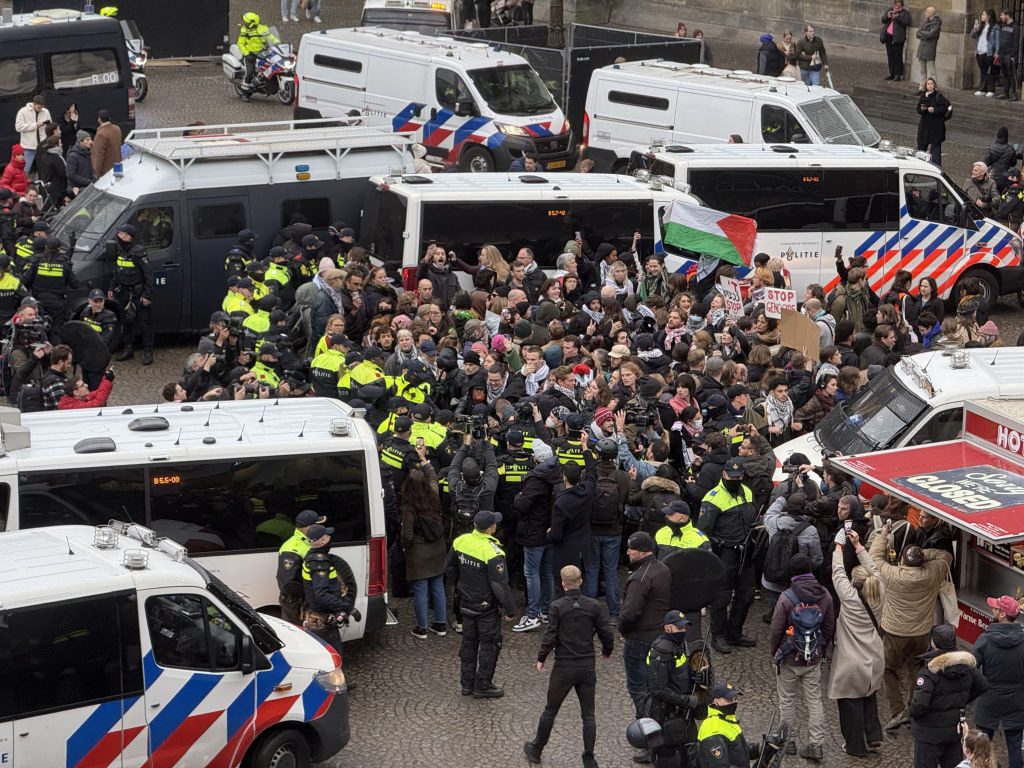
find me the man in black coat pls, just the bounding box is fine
[910,624,988,768]
[972,595,1024,767]
[514,447,563,633]
[548,455,596,596]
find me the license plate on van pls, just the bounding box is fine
[548,160,566,169]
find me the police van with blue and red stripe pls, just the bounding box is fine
[294,26,576,172]
[0,522,349,768]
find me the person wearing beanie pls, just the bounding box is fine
[757,32,785,76]
[769,552,836,762]
[65,130,95,194]
[985,125,1018,191]
[909,624,987,768]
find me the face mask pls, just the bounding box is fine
[693,419,703,428]
[718,702,738,716]
[723,478,743,494]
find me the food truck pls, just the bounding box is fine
[831,397,1024,647]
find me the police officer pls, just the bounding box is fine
[380,415,419,541]
[646,610,703,768]
[696,683,752,768]
[0,188,16,259]
[392,358,432,407]
[263,246,294,309]
[246,260,270,301]
[309,332,349,398]
[0,254,28,325]
[222,275,255,317]
[998,167,1024,227]
[78,288,118,388]
[554,413,589,466]
[523,564,614,768]
[227,228,257,274]
[302,523,358,658]
[656,501,711,558]
[109,224,154,365]
[448,433,499,538]
[251,343,283,389]
[700,459,759,656]
[277,509,326,625]
[23,237,79,336]
[14,221,48,276]
[445,509,516,698]
[495,429,533,584]
[241,293,279,354]
[237,13,277,101]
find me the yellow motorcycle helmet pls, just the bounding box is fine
[242,11,260,28]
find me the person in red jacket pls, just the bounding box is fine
[0,145,28,198]
[58,368,114,409]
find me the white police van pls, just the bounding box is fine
[294,27,576,171]
[358,171,703,289]
[582,60,880,172]
[0,522,349,767]
[626,143,1024,310]
[0,398,390,640]
[360,0,458,33]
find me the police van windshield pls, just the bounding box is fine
[361,8,452,33]
[468,65,556,116]
[203,569,284,654]
[799,95,881,147]
[49,185,131,253]
[814,367,928,453]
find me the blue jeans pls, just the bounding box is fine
[523,544,553,619]
[280,0,298,16]
[623,637,653,717]
[411,574,447,628]
[23,148,35,173]
[800,68,821,86]
[583,534,621,617]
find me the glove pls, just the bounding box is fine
[104,369,115,382]
[685,694,700,711]
[834,528,847,545]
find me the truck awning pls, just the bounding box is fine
[832,440,1024,544]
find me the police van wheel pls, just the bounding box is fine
[250,729,310,768]
[956,267,998,313]
[459,145,494,173]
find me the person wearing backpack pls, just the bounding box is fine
[583,437,630,619]
[761,485,824,611]
[769,553,836,763]
[828,528,885,757]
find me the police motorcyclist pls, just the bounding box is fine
[645,610,702,768]
[108,224,154,365]
[237,13,278,102]
[302,523,358,658]
[277,509,326,625]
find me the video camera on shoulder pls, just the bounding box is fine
[14,319,49,348]
[453,413,488,440]
[624,400,658,428]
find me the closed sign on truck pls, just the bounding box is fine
[893,465,1024,513]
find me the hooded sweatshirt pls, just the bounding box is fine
[972,620,1024,729]
[769,573,836,666]
[0,145,28,197]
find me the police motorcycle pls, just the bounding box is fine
[221,27,296,106]
[100,8,148,102]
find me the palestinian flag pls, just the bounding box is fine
[662,200,757,267]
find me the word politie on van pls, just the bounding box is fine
[894,464,1024,513]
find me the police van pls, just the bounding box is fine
[294,27,576,172]
[626,143,1023,310]
[775,348,1024,480]
[0,397,390,640]
[45,119,413,332]
[582,60,880,172]
[358,171,703,288]
[0,522,349,767]
[360,0,458,34]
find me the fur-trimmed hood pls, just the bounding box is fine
[641,474,680,495]
[927,650,977,675]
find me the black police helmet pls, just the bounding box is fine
[596,437,618,459]
[626,719,664,751]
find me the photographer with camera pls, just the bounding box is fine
[448,431,499,538]
[7,297,51,384]
[621,375,665,450]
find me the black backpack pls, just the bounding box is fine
[16,381,43,413]
[763,517,812,584]
[591,475,621,527]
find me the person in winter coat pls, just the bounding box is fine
[881,0,912,80]
[0,145,28,197]
[417,244,460,308]
[13,96,51,171]
[870,526,953,730]
[514,449,562,632]
[794,373,837,434]
[917,78,950,166]
[58,370,114,409]
[34,136,67,209]
[962,162,999,215]
[65,131,95,194]
[795,25,829,86]
[548,458,595,595]
[860,324,896,369]
[631,467,682,534]
[769,553,836,762]
[400,457,448,638]
[828,530,885,757]
[972,595,1024,768]
[687,431,732,506]
[910,624,988,768]
[996,9,1021,100]
[57,101,79,156]
[971,11,1000,97]
[983,126,1019,191]
[916,7,942,82]
[757,33,786,76]
[761,487,823,604]
[91,109,122,178]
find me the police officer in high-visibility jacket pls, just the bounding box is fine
[302,523,357,657]
[0,254,28,325]
[446,509,516,698]
[237,12,278,101]
[495,429,533,586]
[645,610,702,768]
[309,333,349,398]
[77,288,118,388]
[108,224,154,365]
[277,509,326,625]
[697,682,754,768]
[655,500,712,637]
[13,220,47,275]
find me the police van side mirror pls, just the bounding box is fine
[240,634,255,675]
[103,240,117,260]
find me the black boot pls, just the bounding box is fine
[141,349,153,366]
[115,346,133,361]
[523,741,542,764]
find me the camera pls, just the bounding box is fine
[14,320,48,348]
[624,401,658,428]
[515,400,535,422]
[227,316,244,336]
[453,414,488,440]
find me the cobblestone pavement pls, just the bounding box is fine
[103,7,1024,767]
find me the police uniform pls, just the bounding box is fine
[696,689,751,768]
[23,242,78,329]
[264,252,294,309]
[109,227,154,362]
[655,521,711,558]
[646,613,701,768]
[444,516,516,696]
[380,424,419,540]
[241,309,270,353]
[237,13,277,96]
[699,462,758,650]
[310,347,346,398]
[223,288,254,317]
[276,511,325,624]
[225,246,251,277]
[495,439,533,584]
[13,232,44,276]
[0,198,17,260]
[302,527,357,655]
[0,262,28,325]
[78,290,118,388]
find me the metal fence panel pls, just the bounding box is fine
[445,24,550,46]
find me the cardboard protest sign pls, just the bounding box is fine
[779,308,819,360]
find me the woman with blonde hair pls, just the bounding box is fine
[766,256,791,288]
[479,244,511,284]
[829,528,885,757]
[956,730,996,768]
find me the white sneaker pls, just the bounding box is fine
[290,14,299,21]
[539,612,550,624]
[975,90,985,96]
[282,15,288,22]
[987,91,996,97]
[513,616,541,632]
[313,15,321,22]
[305,7,311,17]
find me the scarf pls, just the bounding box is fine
[582,305,604,324]
[486,373,508,404]
[696,254,719,281]
[394,345,419,367]
[637,348,662,362]
[708,308,726,327]
[663,326,688,350]
[640,271,667,301]
[525,362,549,396]
[669,394,691,415]
[322,281,345,314]
[764,394,794,428]
[552,383,577,405]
